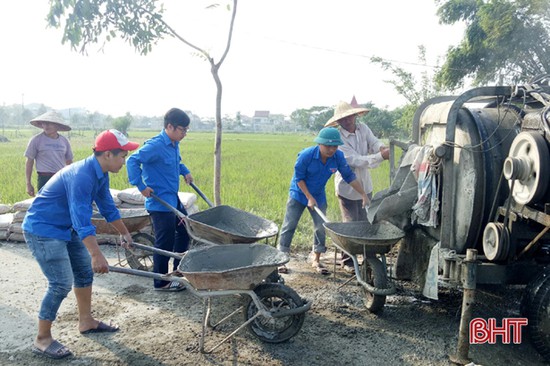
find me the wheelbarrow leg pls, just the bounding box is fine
[199,296,263,354]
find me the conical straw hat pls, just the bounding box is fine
[324,101,370,127]
[30,111,72,131]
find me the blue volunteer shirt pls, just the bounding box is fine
[289,145,356,206]
[22,155,121,241]
[126,129,190,212]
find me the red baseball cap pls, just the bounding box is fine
[94,129,139,152]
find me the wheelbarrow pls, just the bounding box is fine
[151,185,279,246]
[313,206,405,313]
[92,208,156,271]
[109,243,311,353]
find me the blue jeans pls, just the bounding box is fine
[278,197,327,254]
[24,231,93,321]
[149,203,190,288]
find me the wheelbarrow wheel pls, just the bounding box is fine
[125,232,155,271]
[244,283,305,343]
[361,256,388,314]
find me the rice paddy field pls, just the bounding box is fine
[0,129,391,249]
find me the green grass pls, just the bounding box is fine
[0,129,392,250]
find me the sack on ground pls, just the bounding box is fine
[0,204,11,215]
[12,198,35,212]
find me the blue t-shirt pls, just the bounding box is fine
[22,155,121,241]
[126,129,190,212]
[289,145,356,206]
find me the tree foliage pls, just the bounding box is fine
[290,103,405,139]
[111,113,133,135]
[290,106,332,131]
[370,46,441,138]
[47,0,238,205]
[436,0,550,89]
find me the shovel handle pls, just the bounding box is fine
[189,182,214,207]
[312,206,329,223]
[150,193,187,219]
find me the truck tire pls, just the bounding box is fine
[522,269,550,361]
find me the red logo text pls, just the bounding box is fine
[469,318,528,344]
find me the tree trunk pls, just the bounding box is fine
[212,65,223,206]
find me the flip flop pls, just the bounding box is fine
[154,281,186,292]
[31,340,72,359]
[80,321,120,335]
[312,261,330,275]
[342,264,355,274]
[278,265,289,274]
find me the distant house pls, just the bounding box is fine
[253,110,270,125]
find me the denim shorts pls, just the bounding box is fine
[24,231,93,321]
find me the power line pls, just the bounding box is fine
[251,33,445,70]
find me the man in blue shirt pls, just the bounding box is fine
[23,129,139,359]
[278,127,369,275]
[126,107,192,291]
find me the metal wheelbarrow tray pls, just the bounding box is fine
[315,208,405,314]
[323,220,405,255]
[186,205,279,244]
[177,243,288,290]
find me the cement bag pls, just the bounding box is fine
[0,204,11,214]
[178,192,197,208]
[110,189,122,206]
[11,211,26,223]
[12,198,35,212]
[0,230,8,240]
[118,188,145,205]
[8,222,23,234]
[7,232,25,242]
[0,213,14,230]
[186,204,199,215]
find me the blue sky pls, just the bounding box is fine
[0,0,464,118]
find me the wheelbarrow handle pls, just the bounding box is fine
[108,265,187,283]
[130,242,183,260]
[312,205,329,223]
[150,193,187,219]
[190,182,214,207]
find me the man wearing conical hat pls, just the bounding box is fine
[25,111,74,196]
[325,99,389,273]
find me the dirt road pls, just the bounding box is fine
[0,241,545,366]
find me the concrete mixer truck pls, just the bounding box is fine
[369,75,550,360]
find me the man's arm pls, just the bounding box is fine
[349,179,370,207]
[108,218,133,248]
[82,235,109,273]
[25,158,35,196]
[297,180,317,208]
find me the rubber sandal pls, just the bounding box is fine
[80,321,120,335]
[343,264,355,274]
[154,281,186,292]
[31,340,72,359]
[312,262,330,275]
[278,265,289,274]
